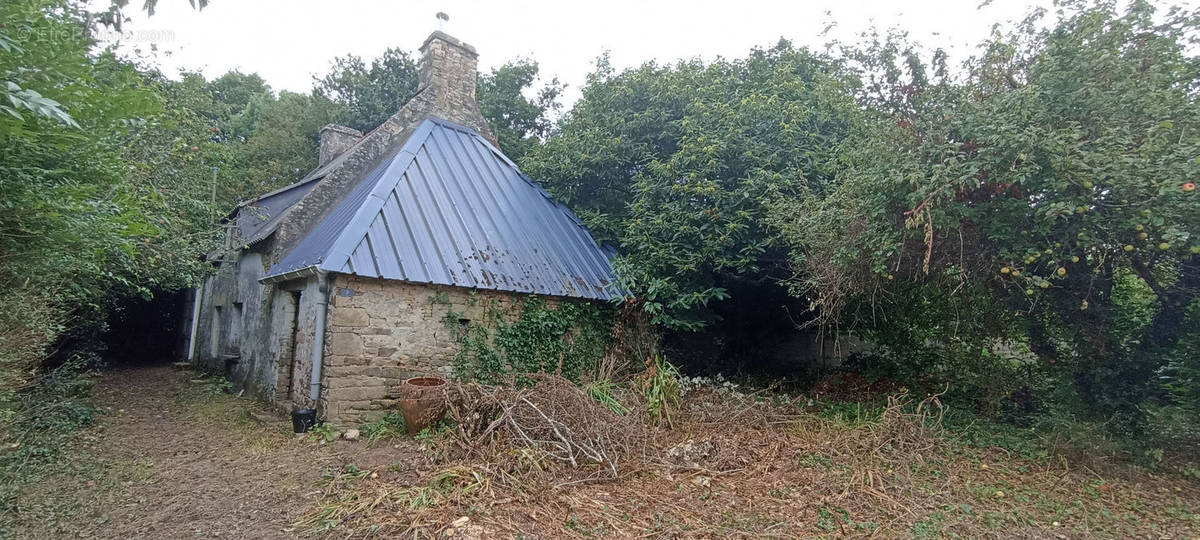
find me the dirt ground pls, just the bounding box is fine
[10,365,427,539]
[9,365,1200,539]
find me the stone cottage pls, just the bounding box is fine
[186,30,619,423]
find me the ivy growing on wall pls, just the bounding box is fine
[433,293,614,385]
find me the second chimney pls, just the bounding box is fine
[318,124,363,166]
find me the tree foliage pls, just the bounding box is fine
[0,0,231,402]
[315,51,562,162]
[525,45,861,328]
[313,48,419,134]
[769,1,1200,429]
[477,59,563,163]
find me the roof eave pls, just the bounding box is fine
[260,265,330,285]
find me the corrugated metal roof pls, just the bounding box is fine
[263,118,620,300]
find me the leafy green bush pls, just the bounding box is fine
[769,1,1200,434]
[0,290,62,422]
[1160,301,1200,413]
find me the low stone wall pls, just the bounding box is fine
[322,275,524,423]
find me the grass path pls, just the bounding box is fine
[10,365,421,539]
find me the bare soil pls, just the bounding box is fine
[10,365,426,539]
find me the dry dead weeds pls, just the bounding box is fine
[300,378,1200,538]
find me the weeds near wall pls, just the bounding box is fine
[434,294,614,385]
[358,412,407,443]
[306,422,339,444]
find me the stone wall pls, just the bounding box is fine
[281,276,326,412]
[321,275,526,423]
[318,124,364,166]
[190,246,330,412]
[192,251,277,396]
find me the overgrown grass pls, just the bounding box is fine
[297,376,1200,538]
[638,354,680,424]
[0,358,99,533]
[414,419,455,441]
[297,466,488,535]
[584,380,628,415]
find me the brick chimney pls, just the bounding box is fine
[416,31,495,142]
[318,124,363,166]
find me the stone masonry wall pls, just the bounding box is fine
[322,275,528,423]
[285,275,326,413]
[318,124,364,166]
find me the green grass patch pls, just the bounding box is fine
[0,359,100,534]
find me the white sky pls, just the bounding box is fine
[108,0,1059,107]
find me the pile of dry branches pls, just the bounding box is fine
[441,374,648,482]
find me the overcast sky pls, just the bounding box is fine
[109,0,1058,107]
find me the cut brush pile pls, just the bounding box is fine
[441,374,649,480]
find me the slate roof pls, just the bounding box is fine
[262,117,620,301]
[233,177,321,245]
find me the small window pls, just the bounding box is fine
[456,318,470,342]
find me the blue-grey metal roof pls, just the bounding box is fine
[263,118,620,300]
[234,176,321,244]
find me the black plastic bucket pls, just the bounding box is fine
[292,409,317,433]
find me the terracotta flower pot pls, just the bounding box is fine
[397,376,448,434]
